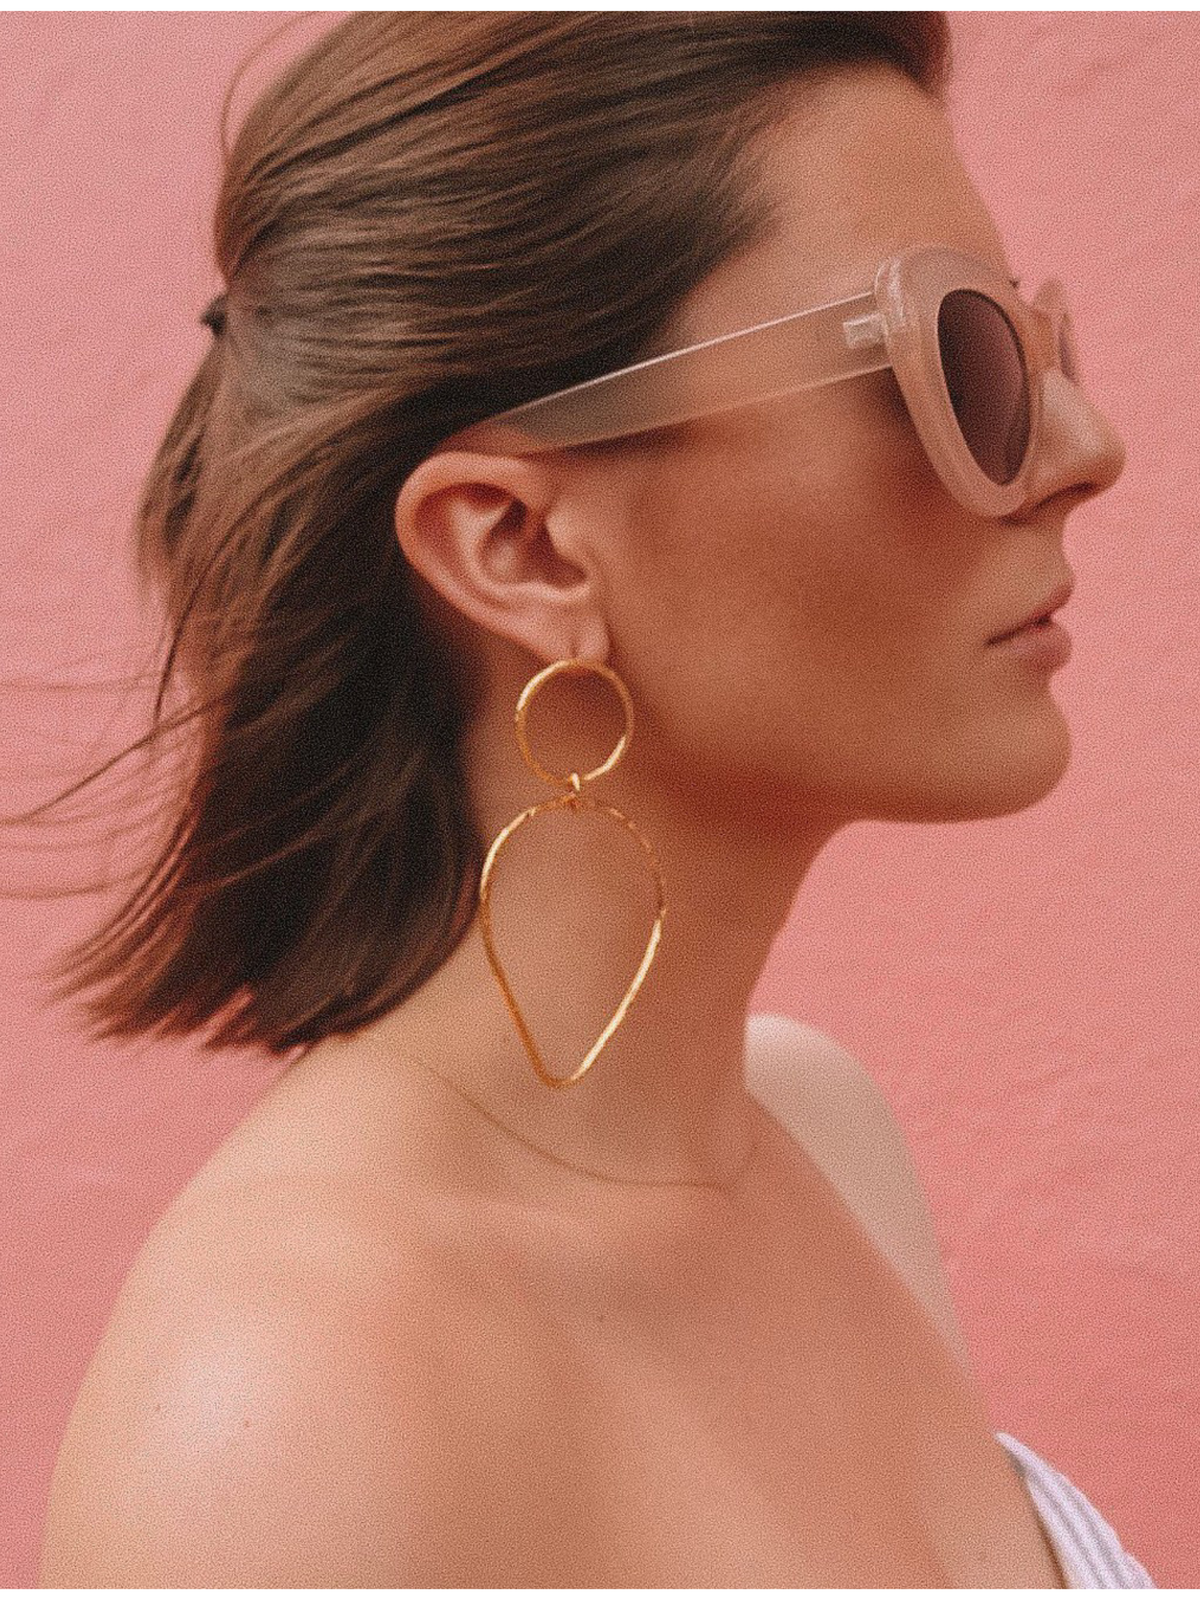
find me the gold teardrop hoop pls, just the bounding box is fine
[477,657,668,1089]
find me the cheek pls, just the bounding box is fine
[611,395,973,790]
[619,505,919,792]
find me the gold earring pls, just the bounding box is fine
[477,656,668,1090]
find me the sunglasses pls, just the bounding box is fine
[448,245,1079,519]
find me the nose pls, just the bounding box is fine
[1012,367,1127,520]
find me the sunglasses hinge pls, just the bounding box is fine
[843,311,887,351]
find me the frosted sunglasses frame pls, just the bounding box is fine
[448,245,1078,519]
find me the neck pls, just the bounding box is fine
[341,709,848,1200]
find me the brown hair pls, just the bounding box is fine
[9,11,951,1058]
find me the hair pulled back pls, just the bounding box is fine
[12,12,951,1057]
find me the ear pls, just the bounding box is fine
[393,450,610,669]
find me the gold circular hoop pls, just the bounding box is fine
[477,657,666,1090]
[513,656,634,791]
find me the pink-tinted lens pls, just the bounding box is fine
[937,289,1031,485]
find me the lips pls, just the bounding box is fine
[988,579,1075,644]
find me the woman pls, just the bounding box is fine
[37,13,1150,1587]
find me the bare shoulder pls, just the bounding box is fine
[745,1011,976,1379]
[37,1179,516,1587]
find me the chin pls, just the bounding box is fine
[952,713,1074,822]
[870,708,1074,825]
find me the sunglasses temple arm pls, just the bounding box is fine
[456,293,892,453]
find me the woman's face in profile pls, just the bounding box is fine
[593,62,1127,832]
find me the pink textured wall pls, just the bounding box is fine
[1,12,1194,1586]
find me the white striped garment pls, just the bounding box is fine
[996,1431,1156,1589]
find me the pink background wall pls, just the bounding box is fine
[2,11,1195,1586]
